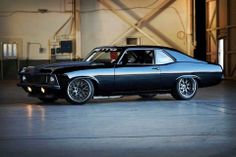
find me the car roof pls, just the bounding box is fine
[95,45,203,62]
[96,45,182,52]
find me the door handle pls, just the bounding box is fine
[152,67,160,70]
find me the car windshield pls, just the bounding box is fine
[85,48,121,64]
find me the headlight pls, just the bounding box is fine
[22,75,27,82]
[48,75,56,84]
[20,67,27,73]
[50,76,55,82]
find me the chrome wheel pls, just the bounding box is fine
[178,78,197,99]
[171,77,198,100]
[67,78,94,104]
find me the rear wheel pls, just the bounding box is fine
[139,94,156,99]
[66,78,94,105]
[171,78,198,100]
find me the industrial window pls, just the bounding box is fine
[2,43,17,59]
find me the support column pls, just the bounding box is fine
[194,0,206,61]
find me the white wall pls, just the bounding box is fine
[0,0,71,60]
[0,0,194,59]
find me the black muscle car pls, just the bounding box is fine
[17,46,222,104]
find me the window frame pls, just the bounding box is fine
[86,50,121,64]
[117,48,156,66]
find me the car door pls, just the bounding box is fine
[154,49,176,90]
[114,48,161,93]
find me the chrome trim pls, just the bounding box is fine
[115,66,160,75]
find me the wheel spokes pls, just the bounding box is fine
[179,78,196,98]
[68,79,91,103]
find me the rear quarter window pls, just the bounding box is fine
[165,49,197,62]
[155,50,174,65]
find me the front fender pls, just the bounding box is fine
[64,73,99,84]
[64,68,114,85]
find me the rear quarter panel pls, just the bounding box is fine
[159,62,222,89]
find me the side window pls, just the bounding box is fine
[155,49,174,65]
[120,50,154,65]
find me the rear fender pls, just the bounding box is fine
[176,75,200,84]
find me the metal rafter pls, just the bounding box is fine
[98,0,182,51]
[98,0,160,45]
[111,0,176,45]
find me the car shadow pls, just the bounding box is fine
[33,95,176,106]
[88,95,176,105]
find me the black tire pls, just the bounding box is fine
[38,97,58,103]
[139,94,156,99]
[66,78,94,105]
[171,77,198,100]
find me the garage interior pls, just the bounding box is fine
[0,0,236,157]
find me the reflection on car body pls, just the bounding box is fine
[17,46,223,104]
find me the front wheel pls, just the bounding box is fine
[66,78,94,105]
[171,78,198,100]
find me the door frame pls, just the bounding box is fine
[114,47,160,92]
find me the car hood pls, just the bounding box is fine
[22,61,94,74]
[38,61,90,69]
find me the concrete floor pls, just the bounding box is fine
[0,80,236,157]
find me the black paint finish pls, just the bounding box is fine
[17,46,222,100]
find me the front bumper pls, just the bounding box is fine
[17,82,61,98]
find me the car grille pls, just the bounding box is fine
[40,69,52,73]
[26,74,48,84]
